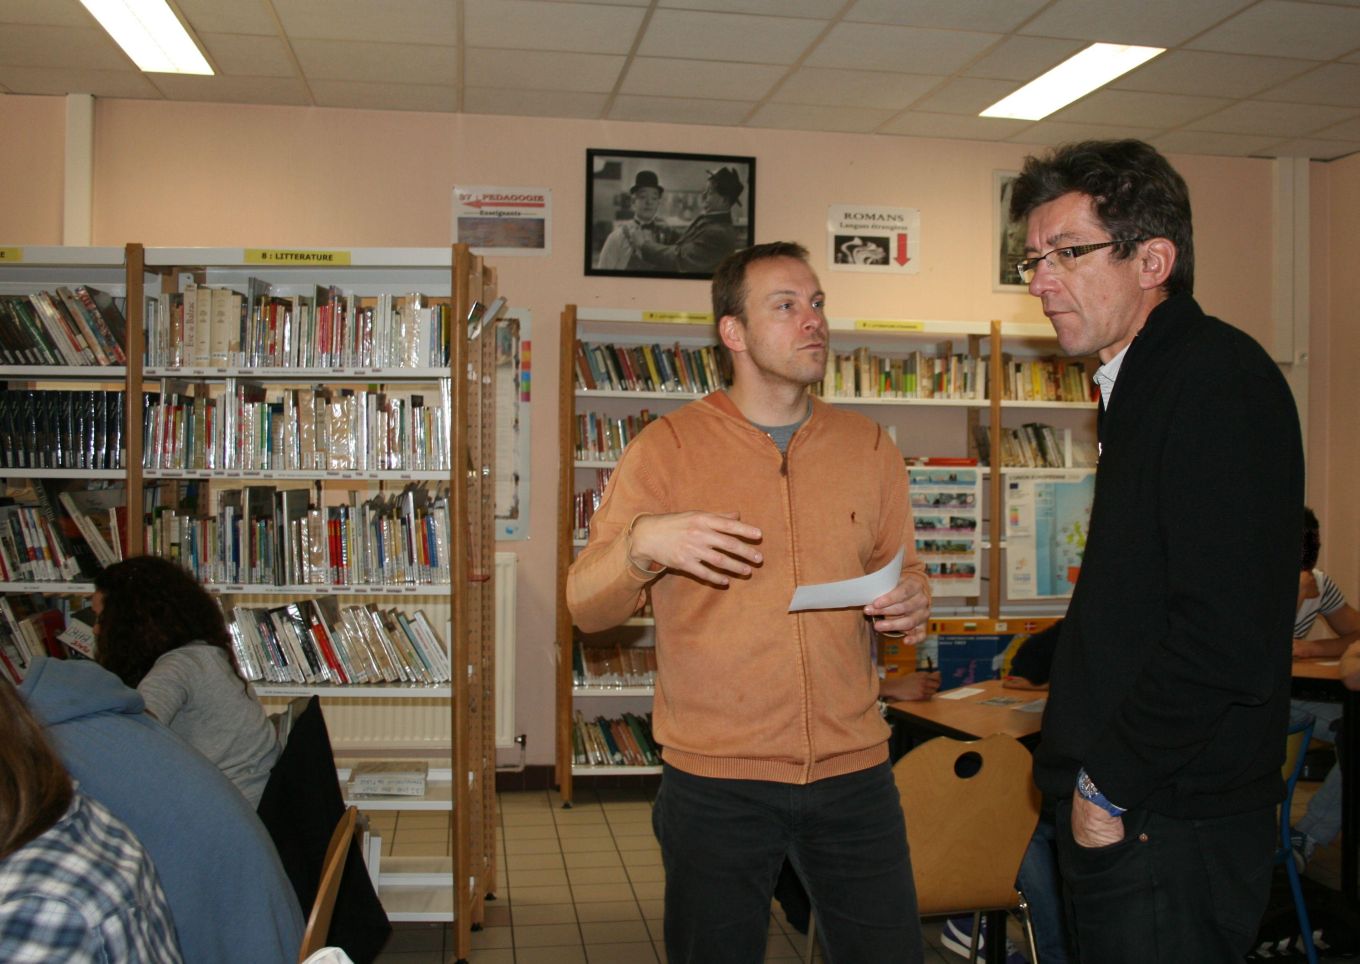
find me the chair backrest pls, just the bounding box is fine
[299,806,359,962]
[893,734,1041,916]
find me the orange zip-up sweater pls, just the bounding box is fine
[567,391,928,784]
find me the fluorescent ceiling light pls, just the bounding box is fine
[80,0,213,75]
[980,43,1163,121]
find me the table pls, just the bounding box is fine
[1292,657,1360,902]
[886,679,1046,964]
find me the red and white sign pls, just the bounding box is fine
[453,186,551,256]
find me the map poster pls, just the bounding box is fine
[1005,471,1096,599]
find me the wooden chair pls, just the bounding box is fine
[298,806,359,962]
[804,734,1041,963]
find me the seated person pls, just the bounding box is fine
[1287,508,1360,863]
[93,556,280,807]
[1,679,183,963]
[19,656,304,964]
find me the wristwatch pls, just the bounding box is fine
[1076,768,1126,817]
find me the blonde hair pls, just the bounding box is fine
[0,681,73,859]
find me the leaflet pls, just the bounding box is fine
[787,547,904,613]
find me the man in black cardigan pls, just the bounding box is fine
[1009,140,1304,962]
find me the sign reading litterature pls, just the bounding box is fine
[826,204,920,275]
[245,249,352,265]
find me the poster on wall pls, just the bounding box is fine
[1005,471,1096,599]
[495,313,531,539]
[826,204,920,275]
[452,186,551,256]
[993,171,1027,291]
[908,465,981,597]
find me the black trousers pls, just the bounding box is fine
[1055,797,1275,963]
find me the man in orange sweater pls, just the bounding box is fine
[568,241,930,963]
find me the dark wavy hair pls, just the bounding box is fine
[1302,506,1321,572]
[0,681,74,860]
[94,555,236,688]
[1009,139,1195,298]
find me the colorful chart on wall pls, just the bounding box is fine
[908,465,981,597]
[1005,471,1095,599]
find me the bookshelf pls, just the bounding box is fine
[555,306,1097,804]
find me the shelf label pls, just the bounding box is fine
[245,248,352,266]
[641,311,713,324]
[0,247,23,263]
[854,319,926,331]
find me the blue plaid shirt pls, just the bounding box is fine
[0,789,182,963]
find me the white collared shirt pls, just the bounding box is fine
[1092,343,1131,411]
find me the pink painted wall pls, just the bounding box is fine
[5,93,1347,762]
[0,96,66,242]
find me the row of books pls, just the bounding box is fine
[814,345,986,400]
[574,410,657,463]
[145,284,452,370]
[0,287,128,367]
[0,389,126,470]
[226,595,449,686]
[147,483,452,588]
[142,378,451,473]
[0,595,89,685]
[573,640,656,688]
[574,340,732,395]
[1001,357,1094,403]
[0,501,84,582]
[572,468,612,542]
[571,711,660,768]
[970,424,1097,469]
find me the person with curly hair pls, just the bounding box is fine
[93,555,280,808]
[1,680,183,962]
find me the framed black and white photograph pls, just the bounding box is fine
[586,149,755,279]
[993,170,1028,292]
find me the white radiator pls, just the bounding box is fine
[494,551,516,748]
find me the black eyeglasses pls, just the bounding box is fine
[1014,238,1147,285]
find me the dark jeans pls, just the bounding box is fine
[1055,798,1275,963]
[652,761,924,964]
[1017,814,1071,963]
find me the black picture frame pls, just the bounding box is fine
[585,149,756,279]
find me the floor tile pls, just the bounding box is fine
[574,900,643,923]
[513,922,585,948]
[511,903,579,925]
[563,851,624,869]
[570,882,637,902]
[516,945,589,964]
[580,919,651,944]
[568,865,630,885]
[512,867,570,887]
[585,941,659,963]
[507,852,568,871]
[630,880,666,900]
[510,883,576,905]
[469,924,514,949]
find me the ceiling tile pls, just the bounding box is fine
[771,67,942,110]
[1187,100,1358,136]
[0,65,161,99]
[807,21,1001,74]
[747,102,896,133]
[638,9,825,64]
[1255,63,1360,108]
[910,77,1019,116]
[846,0,1046,33]
[149,74,312,107]
[1110,50,1314,99]
[1257,138,1360,160]
[1188,0,1360,60]
[878,111,1028,140]
[1150,129,1284,157]
[1316,116,1360,140]
[274,0,457,45]
[0,25,130,71]
[659,0,843,16]
[608,94,755,126]
[463,86,607,118]
[0,0,91,26]
[962,35,1085,81]
[199,34,297,79]
[1052,90,1232,128]
[464,48,625,93]
[292,39,457,85]
[1008,119,1163,146]
[621,57,785,100]
[1020,0,1255,47]
[465,0,644,53]
[308,79,457,112]
[174,0,280,36]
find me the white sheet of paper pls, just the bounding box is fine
[937,687,983,700]
[787,548,905,613]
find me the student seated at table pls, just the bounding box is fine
[93,556,281,808]
[1,679,183,962]
[1289,508,1360,865]
[19,656,304,964]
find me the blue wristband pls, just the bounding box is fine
[1076,768,1126,817]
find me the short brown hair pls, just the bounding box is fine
[0,681,74,859]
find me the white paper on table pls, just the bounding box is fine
[787,548,905,613]
[937,687,984,700]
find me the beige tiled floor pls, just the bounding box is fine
[369,780,1345,963]
[370,785,971,963]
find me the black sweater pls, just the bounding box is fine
[1034,293,1304,819]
